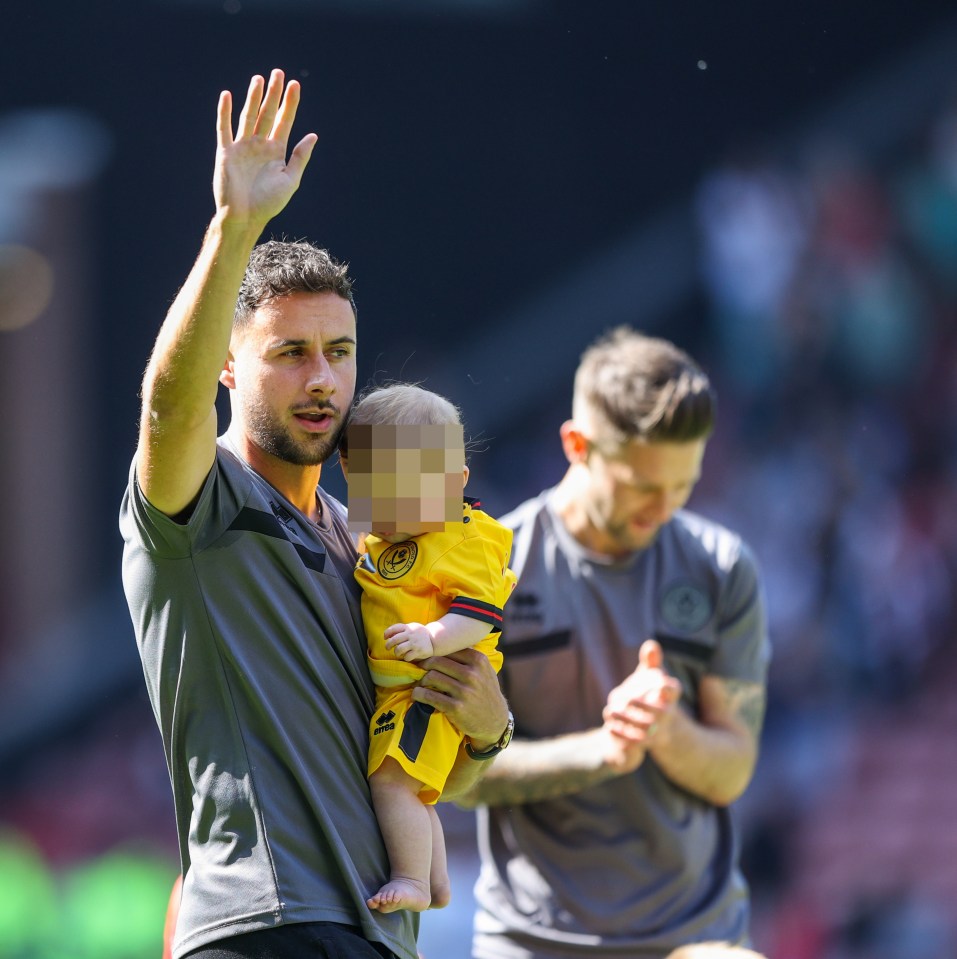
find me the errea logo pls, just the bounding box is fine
[509,592,543,624]
[374,710,396,735]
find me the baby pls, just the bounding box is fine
[340,383,516,914]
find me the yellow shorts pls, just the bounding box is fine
[368,686,463,805]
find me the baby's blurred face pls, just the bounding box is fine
[346,423,465,536]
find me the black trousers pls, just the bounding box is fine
[183,922,398,959]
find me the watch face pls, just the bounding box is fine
[466,712,515,759]
[499,712,515,748]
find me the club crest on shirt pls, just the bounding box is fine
[660,583,712,632]
[377,541,419,580]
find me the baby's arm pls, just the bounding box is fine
[384,613,491,661]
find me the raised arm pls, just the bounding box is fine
[137,69,317,517]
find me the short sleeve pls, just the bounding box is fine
[708,540,771,685]
[119,454,243,559]
[430,521,515,632]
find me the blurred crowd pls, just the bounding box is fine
[689,93,957,958]
[2,87,957,959]
[694,110,957,721]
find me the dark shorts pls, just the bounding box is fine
[183,922,398,959]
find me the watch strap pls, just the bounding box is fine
[465,711,514,760]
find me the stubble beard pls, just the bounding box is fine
[245,400,345,467]
[602,513,660,555]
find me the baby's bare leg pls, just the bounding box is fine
[368,757,432,913]
[426,805,450,909]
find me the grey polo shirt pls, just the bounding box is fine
[120,438,417,959]
[473,489,770,959]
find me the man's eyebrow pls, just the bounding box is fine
[270,336,357,348]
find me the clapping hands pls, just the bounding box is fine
[600,639,682,773]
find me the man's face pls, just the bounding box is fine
[578,436,707,555]
[345,423,466,537]
[224,291,357,467]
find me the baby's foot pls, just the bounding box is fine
[428,878,451,910]
[367,877,431,913]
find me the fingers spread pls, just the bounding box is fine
[236,74,265,137]
[270,77,302,142]
[286,133,319,184]
[216,91,234,148]
[255,68,286,136]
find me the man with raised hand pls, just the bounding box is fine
[120,70,509,959]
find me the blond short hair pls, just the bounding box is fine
[340,383,464,460]
[349,383,462,429]
[573,327,716,449]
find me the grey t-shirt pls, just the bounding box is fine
[119,438,417,959]
[473,490,770,959]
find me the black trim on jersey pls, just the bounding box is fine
[399,702,435,762]
[448,595,504,632]
[500,629,572,657]
[228,507,327,573]
[655,632,713,663]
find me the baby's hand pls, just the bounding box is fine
[384,622,436,662]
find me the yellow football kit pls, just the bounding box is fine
[356,498,515,802]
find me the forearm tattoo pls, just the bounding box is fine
[716,678,766,739]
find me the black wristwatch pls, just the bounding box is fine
[465,711,515,760]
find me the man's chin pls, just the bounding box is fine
[288,424,346,466]
[300,442,339,466]
[259,436,339,467]
[618,524,659,551]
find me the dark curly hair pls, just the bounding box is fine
[234,239,356,328]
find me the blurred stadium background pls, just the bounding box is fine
[2,2,957,956]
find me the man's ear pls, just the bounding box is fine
[462,464,471,489]
[219,352,236,390]
[559,420,589,464]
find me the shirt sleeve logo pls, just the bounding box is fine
[377,541,419,580]
[661,583,712,632]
